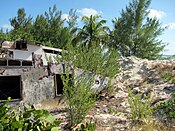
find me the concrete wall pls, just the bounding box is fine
[9,44,42,61]
[23,76,55,104]
[0,63,108,105]
[41,46,62,66]
[8,44,62,66]
[0,66,56,105]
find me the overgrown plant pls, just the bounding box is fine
[130,117,172,131]
[61,71,97,127]
[73,121,96,131]
[161,72,175,84]
[0,97,60,131]
[56,43,120,78]
[156,93,175,119]
[128,90,153,122]
[55,42,120,128]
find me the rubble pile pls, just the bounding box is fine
[87,56,175,130]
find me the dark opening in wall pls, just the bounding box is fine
[15,40,27,50]
[0,59,7,66]
[55,74,72,95]
[0,75,22,100]
[16,42,21,49]
[8,60,21,66]
[22,60,33,66]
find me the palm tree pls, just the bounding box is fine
[78,15,109,48]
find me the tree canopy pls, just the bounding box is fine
[9,8,33,41]
[77,15,109,48]
[110,0,166,59]
[1,1,167,59]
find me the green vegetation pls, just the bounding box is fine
[58,43,120,127]
[57,43,120,78]
[1,0,166,59]
[61,71,97,127]
[0,29,8,46]
[73,121,96,131]
[76,15,109,48]
[0,97,60,131]
[127,90,171,130]
[130,118,172,131]
[157,93,175,118]
[8,5,73,49]
[110,0,165,60]
[9,8,33,41]
[128,87,175,130]
[128,89,153,122]
[161,72,175,84]
[0,0,171,130]
[108,107,121,115]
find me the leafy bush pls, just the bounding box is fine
[73,121,96,131]
[55,43,120,128]
[108,107,120,115]
[0,97,60,131]
[161,72,173,81]
[156,93,175,118]
[130,117,172,131]
[56,43,120,78]
[161,72,175,84]
[128,90,153,122]
[62,72,97,127]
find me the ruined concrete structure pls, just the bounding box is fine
[0,40,108,105]
[0,40,64,105]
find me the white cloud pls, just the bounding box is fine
[62,14,69,20]
[163,23,175,30]
[163,42,175,55]
[1,24,13,30]
[147,9,166,19]
[77,8,102,17]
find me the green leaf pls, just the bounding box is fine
[0,124,3,131]
[54,120,61,125]
[51,127,58,131]
[8,97,11,101]
[1,117,9,123]
[41,114,56,123]
[12,121,22,128]
[16,115,19,121]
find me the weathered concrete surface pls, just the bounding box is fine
[23,76,55,104]
[0,67,48,80]
[0,63,109,105]
[0,66,56,105]
[74,68,109,92]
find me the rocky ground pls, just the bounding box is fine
[47,56,175,130]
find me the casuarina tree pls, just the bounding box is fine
[110,0,166,60]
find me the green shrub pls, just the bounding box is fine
[108,107,120,115]
[73,121,96,131]
[0,97,60,131]
[62,72,97,127]
[171,77,175,84]
[56,43,120,127]
[160,72,172,81]
[157,93,175,118]
[56,43,120,78]
[160,72,175,84]
[128,90,153,122]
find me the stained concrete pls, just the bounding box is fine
[0,63,108,105]
[0,66,56,105]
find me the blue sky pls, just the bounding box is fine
[0,0,175,55]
